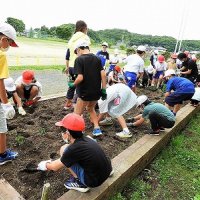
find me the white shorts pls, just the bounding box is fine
[0,104,7,133]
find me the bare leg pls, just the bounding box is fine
[173,104,181,114]
[29,86,39,100]
[117,116,128,129]
[0,134,6,154]
[16,84,25,99]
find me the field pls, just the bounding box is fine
[0,88,165,200]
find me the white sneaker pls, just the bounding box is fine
[99,118,113,126]
[18,107,26,115]
[116,131,132,138]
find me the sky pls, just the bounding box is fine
[1,0,199,40]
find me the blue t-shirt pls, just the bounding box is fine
[166,76,195,93]
[96,50,109,67]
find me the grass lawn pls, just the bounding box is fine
[9,65,65,71]
[110,113,200,200]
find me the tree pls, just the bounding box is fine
[6,17,25,33]
[28,27,34,38]
[56,24,74,40]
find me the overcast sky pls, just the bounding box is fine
[1,0,199,40]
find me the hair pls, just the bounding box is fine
[68,129,83,139]
[177,53,187,60]
[137,50,145,55]
[143,99,151,106]
[75,20,87,33]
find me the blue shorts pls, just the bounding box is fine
[108,64,115,72]
[64,147,86,185]
[153,71,164,79]
[70,163,86,185]
[165,92,194,106]
[125,71,137,88]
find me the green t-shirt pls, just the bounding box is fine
[142,102,175,121]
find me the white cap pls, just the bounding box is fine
[137,45,146,52]
[136,95,148,107]
[75,40,89,50]
[164,69,176,77]
[154,50,159,54]
[102,42,108,47]
[4,77,16,92]
[0,23,18,47]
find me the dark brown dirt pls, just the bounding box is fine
[0,88,166,200]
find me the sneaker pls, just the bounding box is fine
[99,118,113,126]
[126,117,135,123]
[159,127,165,132]
[92,128,102,136]
[0,150,18,165]
[126,123,135,128]
[149,130,160,136]
[109,169,114,177]
[64,177,90,193]
[116,131,132,138]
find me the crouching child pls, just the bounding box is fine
[37,113,113,192]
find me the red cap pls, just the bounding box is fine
[158,55,165,63]
[22,70,34,84]
[114,66,121,72]
[55,113,85,131]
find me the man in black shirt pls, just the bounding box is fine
[37,113,113,192]
[69,40,107,136]
[178,52,198,83]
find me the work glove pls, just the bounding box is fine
[101,89,107,100]
[18,107,26,116]
[1,102,15,119]
[68,82,75,88]
[37,160,52,171]
[24,100,34,107]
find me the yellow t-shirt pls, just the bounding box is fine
[0,50,9,79]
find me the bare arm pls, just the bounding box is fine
[101,70,107,89]
[165,92,171,97]
[0,79,8,104]
[180,69,192,75]
[74,74,83,86]
[46,158,65,171]
[133,117,145,126]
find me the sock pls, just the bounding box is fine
[123,128,129,134]
[0,152,7,158]
[106,117,112,120]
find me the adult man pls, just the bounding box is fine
[123,45,146,92]
[37,113,112,192]
[15,70,42,106]
[127,95,175,135]
[164,69,195,116]
[96,42,110,69]
[68,40,107,136]
[178,52,198,83]
[0,23,18,165]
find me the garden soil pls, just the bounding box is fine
[1,88,169,200]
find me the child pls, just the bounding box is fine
[0,23,18,165]
[4,77,26,115]
[69,40,107,136]
[107,49,120,74]
[108,66,124,85]
[15,70,42,106]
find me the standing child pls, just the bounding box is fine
[68,40,107,136]
[0,23,18,165]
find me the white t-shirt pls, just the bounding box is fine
[110,55,119,64]
[123,54,144,73]
[191,87,200,101]
[154,61,167,71]
[15,76,42,98]
[147,65,154,74]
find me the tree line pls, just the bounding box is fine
[6,17,200,52]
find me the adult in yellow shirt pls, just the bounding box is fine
[0,23,18,165]
[64,20,91,109]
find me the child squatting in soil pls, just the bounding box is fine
[15,70,42,107]
[37,113,113,192]
[0,23,18,165]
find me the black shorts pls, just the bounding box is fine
[6,91,15,99]
[24,86,33,100]
[165,92,194,106]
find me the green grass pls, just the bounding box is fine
[110,113,200,200]
[9,65,65,71]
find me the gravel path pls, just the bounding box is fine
[10,70,68,96]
